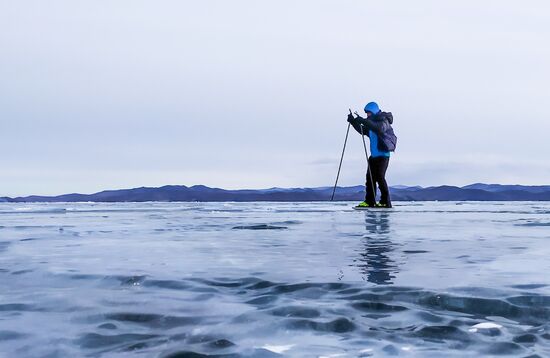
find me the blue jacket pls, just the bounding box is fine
[368,130,390,157]
[348,112,397,156]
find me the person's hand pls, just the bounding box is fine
[347,113,354,123]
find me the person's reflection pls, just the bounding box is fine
[355,211,398,284]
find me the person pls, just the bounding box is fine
[347,102,397,208]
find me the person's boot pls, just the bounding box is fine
[357,201,375,207]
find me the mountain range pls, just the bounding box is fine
[2,183,550,202]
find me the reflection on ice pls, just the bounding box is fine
[356,211,398,285]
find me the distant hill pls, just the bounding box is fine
[462,183,550,193]
[2,184,550,202]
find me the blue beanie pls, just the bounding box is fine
[364,102,380,114]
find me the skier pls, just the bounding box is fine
[347,102,397,208]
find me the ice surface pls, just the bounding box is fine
[0,201,549,357]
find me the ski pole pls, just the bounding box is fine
[330,111,352,201]
[359,123,377,201]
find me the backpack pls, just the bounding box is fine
[378,125,397,152]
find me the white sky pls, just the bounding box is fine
[1,1,549,196]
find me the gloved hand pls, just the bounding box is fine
[347,113,355,123]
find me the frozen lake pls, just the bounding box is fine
[1,201,549,357]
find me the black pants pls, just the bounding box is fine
[365,156,391,206]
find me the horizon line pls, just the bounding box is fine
[3,182,550,199]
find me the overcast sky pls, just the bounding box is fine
[1,1,549,196]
